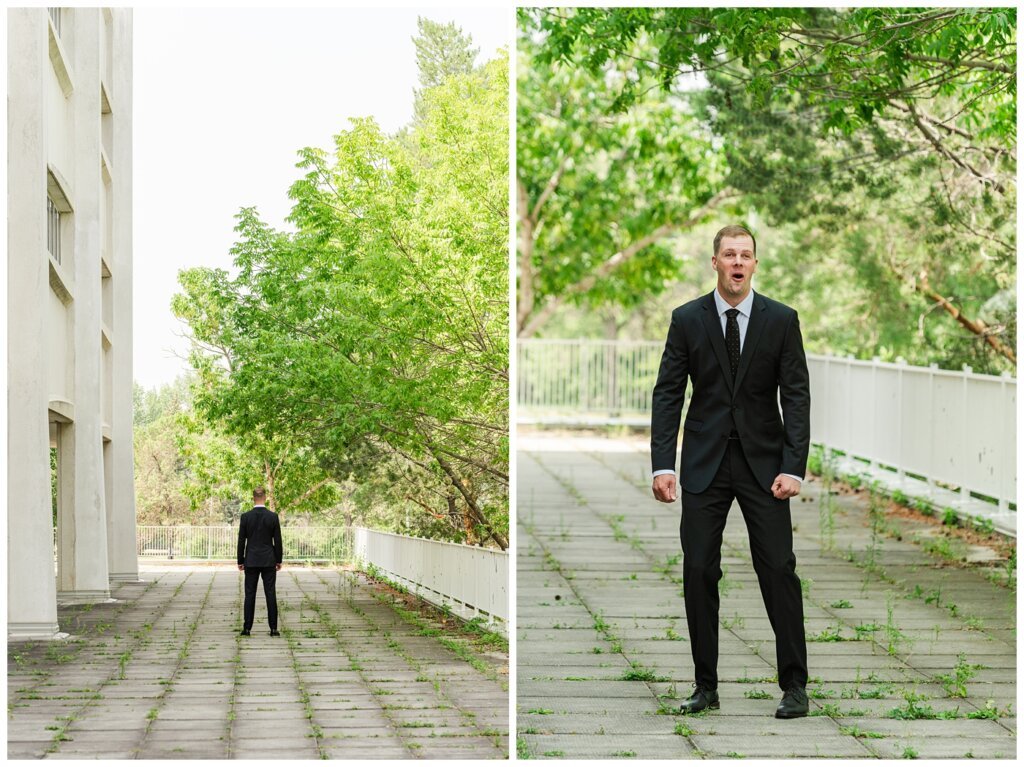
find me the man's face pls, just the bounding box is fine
[712,235,757,303]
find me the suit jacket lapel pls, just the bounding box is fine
[733,293,767,393]
[700,291,733,387]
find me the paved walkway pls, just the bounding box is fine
[8,565,508,759]
[517,433,1016,760]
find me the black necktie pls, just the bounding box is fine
[725,309,740,380]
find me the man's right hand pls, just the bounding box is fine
[238,564,245,571]
[652,473,679,503]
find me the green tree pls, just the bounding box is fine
[414,16,479,88]
[517,8,733,337]
[133,379,194,525]
[174,53,509,547]
[412,17,479,124]
[518,7,1016,371]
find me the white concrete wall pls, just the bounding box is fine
[8,7,135,637]
[7,7,62,640]
[107,8,138,584]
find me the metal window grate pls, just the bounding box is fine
[47,196,61,264]
[48,7,62,36]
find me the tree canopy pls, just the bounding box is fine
[171,31,509,545]
[518,7,1016,373]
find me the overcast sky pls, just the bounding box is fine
[134,7,509,389]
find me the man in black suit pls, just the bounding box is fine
[651,225,811,719]
[237,487,283,637]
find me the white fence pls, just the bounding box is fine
[352,527,508,628]
[809,356,1016,513]
[136,526,351,562]
[133,524,509,629]
[518,339,663,419]
[517,340,1017,515]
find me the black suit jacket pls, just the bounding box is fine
[651,290,811,494]
[237,506,283,567]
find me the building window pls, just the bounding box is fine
[48,7,62,36]
[47,196,61,264]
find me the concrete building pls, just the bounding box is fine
[8,7,136,640]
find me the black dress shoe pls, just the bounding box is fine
[679,685,719,714]
[239,629,250,636]
[775,687,809,719]
[269,630,280,637]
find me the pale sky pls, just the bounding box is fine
[134,7,509,388]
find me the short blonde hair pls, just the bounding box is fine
[713,225,756,257]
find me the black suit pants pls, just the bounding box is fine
[680,439,808,691]
[243,566,278,631]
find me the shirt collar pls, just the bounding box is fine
[254,504,267,509]
[714,287,755,318]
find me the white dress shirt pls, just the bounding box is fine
[653,289,803,485]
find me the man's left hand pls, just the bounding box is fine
[275,563,282,571]
[771,474,801,500]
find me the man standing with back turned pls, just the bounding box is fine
[651,225,811,719]
[237,487,283,637]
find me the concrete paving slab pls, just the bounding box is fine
[9,565,507,760]
[517,438,1016,760]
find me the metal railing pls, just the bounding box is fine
[518,339,662,418]
[517,339,1016,512]
[136,526,351,562]
[352,527,508,626]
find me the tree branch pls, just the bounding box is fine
[519,188,734,337]
[904,100,1006,194]
[915,271,1015,364]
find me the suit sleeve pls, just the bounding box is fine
[237,516,247,565]
[778,310,811,478]
[273,514,283,564]
[651,312,689,473]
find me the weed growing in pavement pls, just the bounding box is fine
[722,614,745,630]
[936,653,986,698]
[516,737,532,759]
[887,690,957,720]
[743,689,773,699]
[854,622,883,640]
[800,577,813,598]
[674,721,695,736]
[718,565,738,596]
[608,514,628,543]
[972,515,995,535]
[831,599,853,609]
[620,662,668,682]
[810,702,842,717]
[901,746,919,759]
[839,724,885,739]
[809,685,840,700]
[918,532,967,563]
[911,497,934,517]
[865,481,885,567]
[966,700,1012,720]
[884,592,910,657]
[809,624,848,642]
[653,553,682,577]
